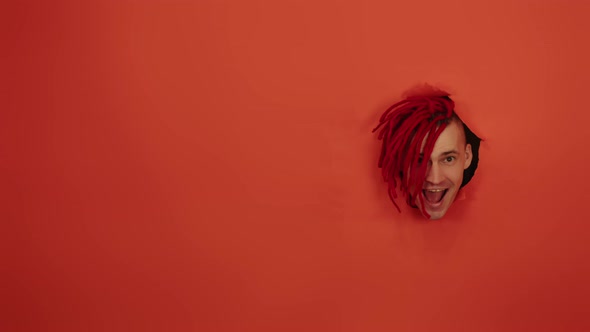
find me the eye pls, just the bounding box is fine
[443,156,456,164]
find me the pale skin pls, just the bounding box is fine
[416,120,473,220]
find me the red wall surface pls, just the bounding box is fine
[4,0,590,331]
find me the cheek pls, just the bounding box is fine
[446,165,465,185]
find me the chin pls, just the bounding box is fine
[424,209,448,220]
[418,195,454,220]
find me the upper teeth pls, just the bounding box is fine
[426,189,443,192]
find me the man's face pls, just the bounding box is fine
[416,120,473,220]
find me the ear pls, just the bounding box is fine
[463,144,473,170]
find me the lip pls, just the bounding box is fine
[424,198,443,209]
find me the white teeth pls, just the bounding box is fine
[425,189,444,192]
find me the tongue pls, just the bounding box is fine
[424,190,444,203]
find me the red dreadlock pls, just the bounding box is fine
[372,87,455,218]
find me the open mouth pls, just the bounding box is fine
[422,189,448,204]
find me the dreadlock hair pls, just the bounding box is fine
[372,87,481,218]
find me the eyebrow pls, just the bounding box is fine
[440,150,458,156]
[419,150,458,157]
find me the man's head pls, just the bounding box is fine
[373,87,481,220]
[416,118,472,219]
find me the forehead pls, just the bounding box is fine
[421,120,466,156]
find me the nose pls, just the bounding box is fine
[425,162,444,184]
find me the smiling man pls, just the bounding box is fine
[373,86,481,220]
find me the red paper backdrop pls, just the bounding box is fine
[4,0,590,331]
